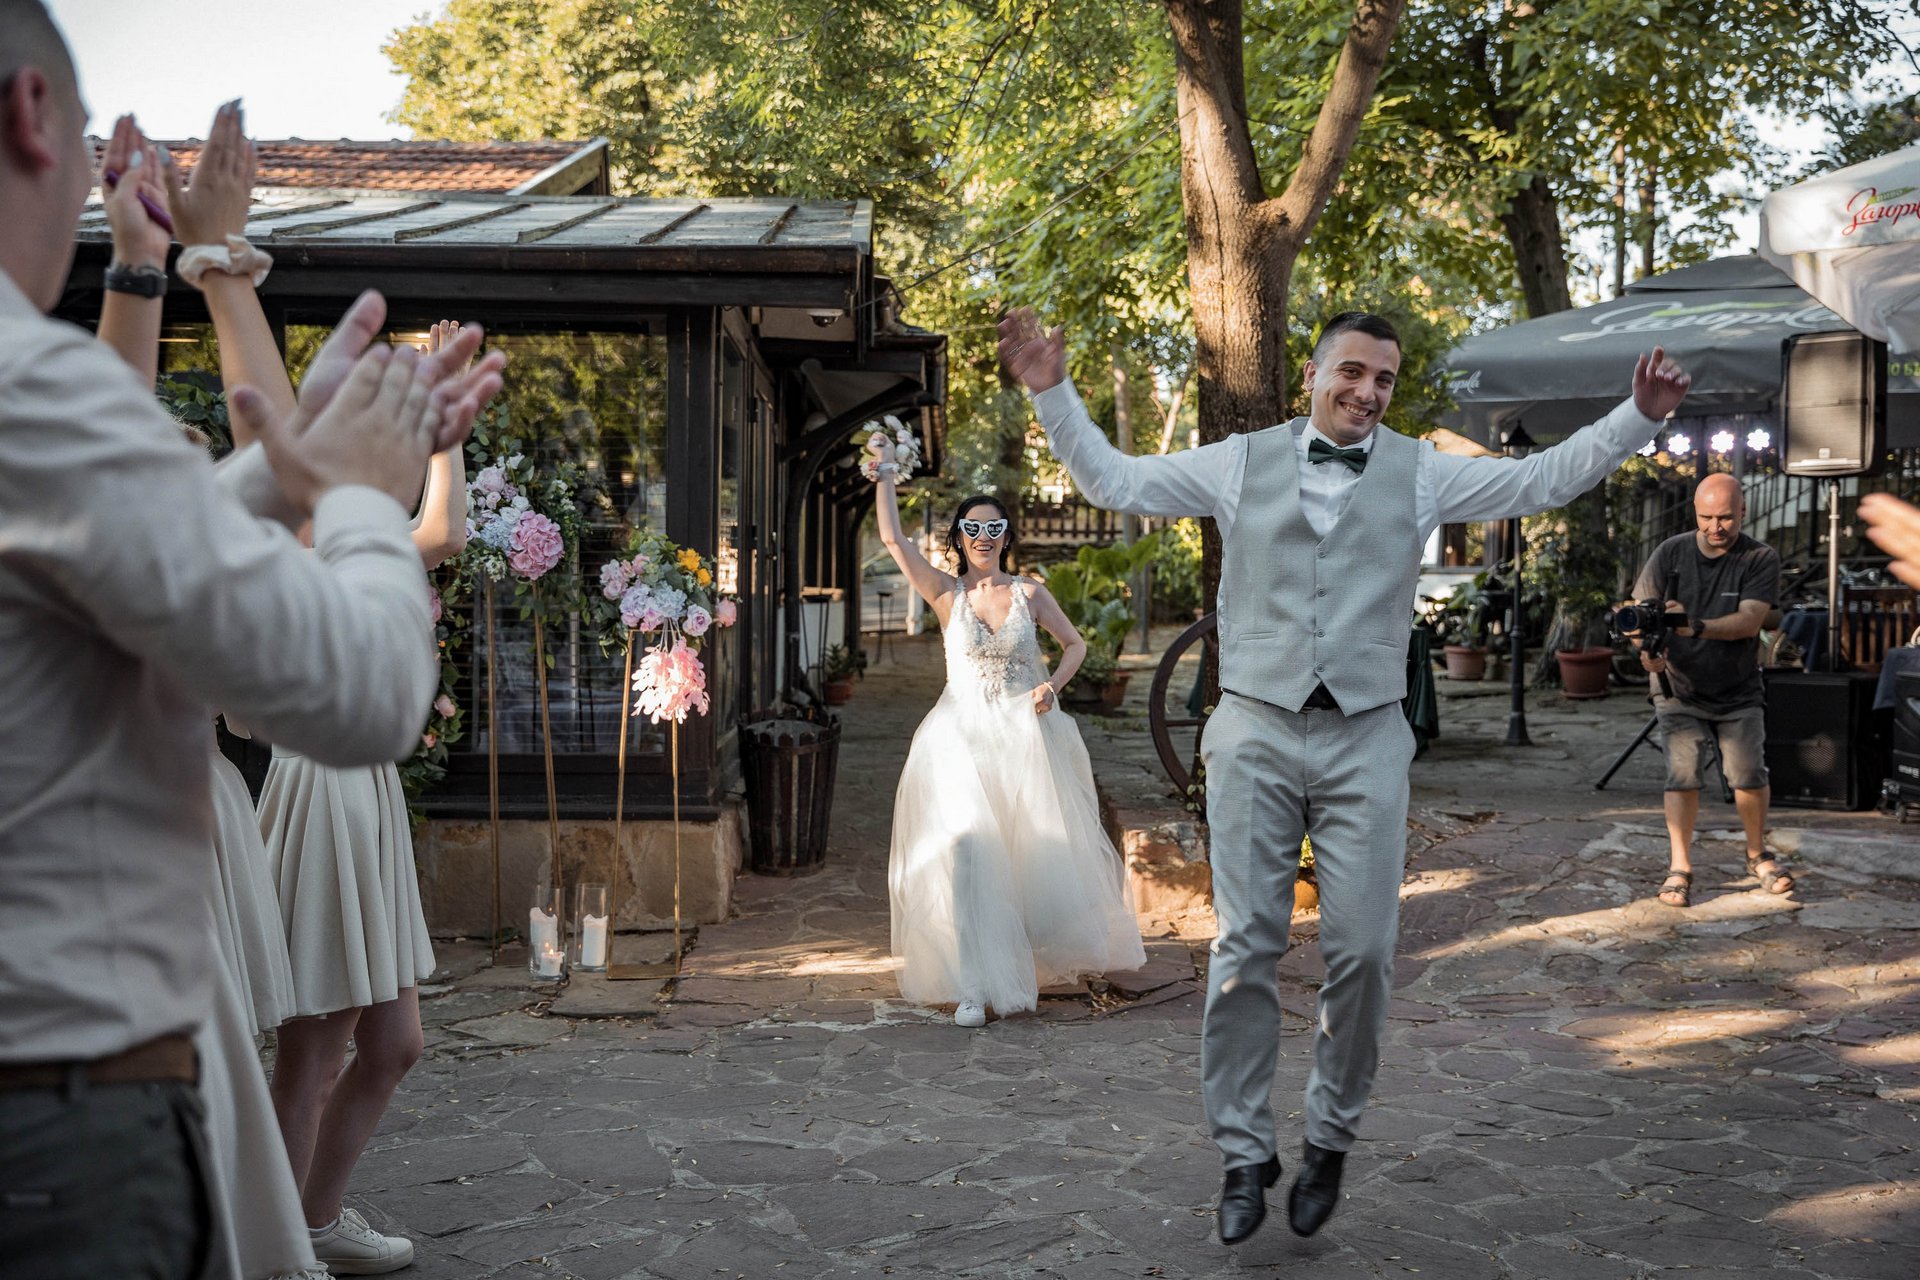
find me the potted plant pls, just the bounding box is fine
[1437,575,1490,681]
[820,644,862,705]
[1528,508,1622,700]
[1040,535,1161,712]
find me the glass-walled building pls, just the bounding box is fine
[66,193,946,828]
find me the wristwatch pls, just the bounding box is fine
[104,262,167,298]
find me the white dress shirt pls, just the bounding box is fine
[1030,382,1663,545]
[0,269,437,1062]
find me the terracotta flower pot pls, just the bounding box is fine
[1554,646,1614,700]
[823,676,856,705]
[1442,644,1487,681]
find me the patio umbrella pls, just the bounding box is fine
[1760,141,1920,355]
[1438,255,1920,446]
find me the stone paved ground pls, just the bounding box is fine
[336,633,1919,1279]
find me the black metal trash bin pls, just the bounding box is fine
[740,707,842,875]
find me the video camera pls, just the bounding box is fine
[1612,571,1690,697]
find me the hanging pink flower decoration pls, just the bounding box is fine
[507,511,565,580]
[433,694,457,718]
[631,638,710,724]
[683,604,712,637]
[715,599,737,628]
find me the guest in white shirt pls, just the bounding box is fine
[0,4,502,1275]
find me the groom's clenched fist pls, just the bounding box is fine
[999,307,1068,394]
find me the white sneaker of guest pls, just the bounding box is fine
[309,1207,413,1274]
[954,1001,987,1028]
[269,1268,333,1279]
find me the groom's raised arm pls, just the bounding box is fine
[1002,309,1231,521]
[1031,380,1233,521]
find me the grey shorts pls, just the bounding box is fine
[1656,703,1769,792]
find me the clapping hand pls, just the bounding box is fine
[164,99,254,247]
[1862,493,1920,590]
[99,114,171,269]
[1631,344,1692,421]
[998,307,1068,394]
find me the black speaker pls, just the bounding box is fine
[1781,331,1886,477]
[1893,671,1920,795]
[1765,671,1887,810]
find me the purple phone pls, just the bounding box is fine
[102,167,175,235]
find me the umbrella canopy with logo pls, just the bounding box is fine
[1438,255,1920,446]
[1760,141,1920,355]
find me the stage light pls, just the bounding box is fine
[1710,429,1736,455]
[1668,432,1693,457]
[1746,428,1772,452]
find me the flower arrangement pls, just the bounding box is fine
[398,577,468,805]
[460,447,581,590]
[859,413,923,483]
[593,533,738,724]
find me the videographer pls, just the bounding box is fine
[1629,474,1791,908]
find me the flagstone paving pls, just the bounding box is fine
[339,633,1918,1278]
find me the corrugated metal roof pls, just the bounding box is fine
[75,191,872,256]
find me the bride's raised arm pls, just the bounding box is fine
[869,435,953,610]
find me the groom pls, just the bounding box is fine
[1001,308,1691,1243]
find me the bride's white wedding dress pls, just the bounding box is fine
[889,579,1146,1014]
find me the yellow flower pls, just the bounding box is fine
[696,568,711,586]
[677,548,701,573]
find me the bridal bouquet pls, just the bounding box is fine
[594,533,739,724]
[859,413,922,483]
[462,449,579,586]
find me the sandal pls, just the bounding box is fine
[1747,854,1795,895]
[1657,870,1692,908]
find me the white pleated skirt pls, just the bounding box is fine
[208,748,296,1035]
[259,749,436,1019]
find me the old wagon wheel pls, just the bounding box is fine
[1147,611,1218,800]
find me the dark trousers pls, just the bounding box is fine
[0,1079,214,1280]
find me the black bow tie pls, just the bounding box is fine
[1308,438,1368,474]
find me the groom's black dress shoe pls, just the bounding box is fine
[1217,1155,1282,1244]
[1287,1141,1346,1236]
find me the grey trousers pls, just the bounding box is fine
[1200,692,1414,1166]
[0,1077,216,1279]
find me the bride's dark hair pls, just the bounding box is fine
[946,495,1016,572]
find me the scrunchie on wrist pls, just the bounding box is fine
[176,234,273,288]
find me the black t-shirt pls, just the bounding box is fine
[1633,532,1780,713]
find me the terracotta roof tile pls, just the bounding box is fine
[87,138,596,194]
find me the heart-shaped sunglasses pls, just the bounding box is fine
[958,518,1009,540]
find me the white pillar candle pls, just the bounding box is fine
[529,906,560,957]
[580,914,609,968]
[536,943,564,979]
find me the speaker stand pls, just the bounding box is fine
[1826,479,1842,675]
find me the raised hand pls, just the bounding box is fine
[99,114,171,269]
[164,99,256,247]
[295,296,505,452]
[1632,344,1692,421]
[1862,493,1920,590]
[998,307,1068,394]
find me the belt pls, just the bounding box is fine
[1301,683,1340,710]
[0,1033,199,1091]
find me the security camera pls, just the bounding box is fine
[807,308,844,327]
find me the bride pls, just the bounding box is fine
[869,439,1146,1027]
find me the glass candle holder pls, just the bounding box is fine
[573,882,610,972]
[528,881,566,981]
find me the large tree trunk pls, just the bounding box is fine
[1163,0,1406,647]
[1499,172,1574,319]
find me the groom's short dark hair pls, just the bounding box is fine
[1312,312,1400,362]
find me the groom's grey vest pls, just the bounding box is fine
[1217,419,1422,715]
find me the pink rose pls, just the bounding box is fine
[637,605,666,633]
[427,586,444,625]
[421,731,438,750]
[715,599,737,628]
[433,694,456,719]
[507,512,565,580]
[628,552,649,577]
[683,604,712,637]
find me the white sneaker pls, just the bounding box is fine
[954,1001,986,1028]
[269,1269,332,1279]
[310,1207,414,1275]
